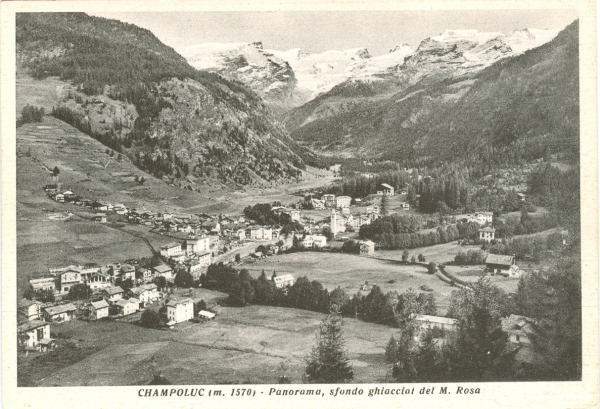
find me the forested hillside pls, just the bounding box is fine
[285,21,579,169]
[16,13,314,187]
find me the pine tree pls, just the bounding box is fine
[305,310,354,383]
[381,194,390,217]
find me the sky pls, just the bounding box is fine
[92,10,578,56]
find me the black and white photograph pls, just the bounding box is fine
[2,2,597,403]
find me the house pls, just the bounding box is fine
[43,184,58,193]
[114,204,128,215]
[186,235,210,255]
[322,194,336,208]
[92,201,108,212]
[336,195,352,209]
[130,283,160,305]
[475,211,494,225]
[18,320,55,352]
[311,198,325,209]
[57,269,83,293]
[115,298,139,316]
[478,227,496,242]
[517,193,526,202]
[413,314,459,344]
[92,213,107,223]
[82,271,110,290]
[153,264,174,282]
[485,254,519,276]
[289,209,301,222]
[341,206,351,215]
[62,190,76,202]
[359,240,375,256]
[166,298,194,324]
[29,277,57,292]
[381,183,395,196]
[198,310,216,320]
[400,202,410,211]
[18,299,42,321]
[89,299,109,320]
[139,268,155,283]
[330,210,346,235]
[43,303,77,322]
[501,314,538,363]
[188,252,212,280]
[234,229,246,241]
[272,274,295,289]
[367,204,380,215]
[120,264,136,282]
[102,286,124,303]
[311,235,328,248]
[160,242,184,258]
[55,193,65,203]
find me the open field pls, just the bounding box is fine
[377,241,482,264]
[25,304,394,386]
[241,252,460,312]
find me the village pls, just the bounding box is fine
[18,179,538,364]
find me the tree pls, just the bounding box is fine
[153,276,167,291]
[305,310,354,383]
[410,255,416,263]
[322,226,334,241]
[418,254,425,262]
[140,310,161,328]
[174,270,194,288]
[402,249,409,263]
[385,335,399,363]
[66,283,92,300]
[427,262,437,274]
[234,253,241,263]
[52,166,60,177]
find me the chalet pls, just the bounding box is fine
[114,204,128,215]
[311,198,325,209]
[153,264,175,283]
[501,314,538,363]
[198,310,216,320]
[336,195,352,209]
[413,315,458,345]
[18,299,42,321]
[478,227,496,242]
[485,254,520,276]
[130,283,160,305]
[102,286,124,303]
[115,298,139,316]
[29,277,57,292]
[272,274,295,289]
[381,183,395,196]
[89,299,109,320]
[43,303,77,322]
[120,264,136,282]
[166,298,194,324]
[92,213,107,223]
[82,271,110,290]
[18,320,55,352]
[322,194,336,208]
[92,201,108,212]
[54,193,65,203]
[475,211,493,225]
[160,242,184,258]
[57,269,82,293]
[359,240,375,256]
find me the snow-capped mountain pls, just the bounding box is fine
[182,42,298,111]
[183,28,559,112]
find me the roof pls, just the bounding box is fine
[18,319,48,333]
[273,274,294,284]
[121,264,135,272]
[44,303,77,316]
[103,286,124,295]
[115,299,130,307]
[501,314,536,333]
[381,183,394,189]
[130,286,152,296]
[161,242,181,250]
[479,227,496,233]
[414,314,458,326]
[166,298,193,307]
[485,254,514,266]
[90,300,109,309]
[153,264,172,273]
[198,310,215,319]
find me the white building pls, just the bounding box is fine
[186,235,210,255]
[272,274,295,289]
[330,210,346,235]
[166,298,194,324]
[322,194,336,208]
[336,196,352,209]
[475,211,494,225]
[115,298,139,316]
[359,240,375,256]
[89,300,109,320]
[130,283,159,305]
[18,320,54,352]
[381,183,395,196]
[478,227,496,242]
[160,242,184,258]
